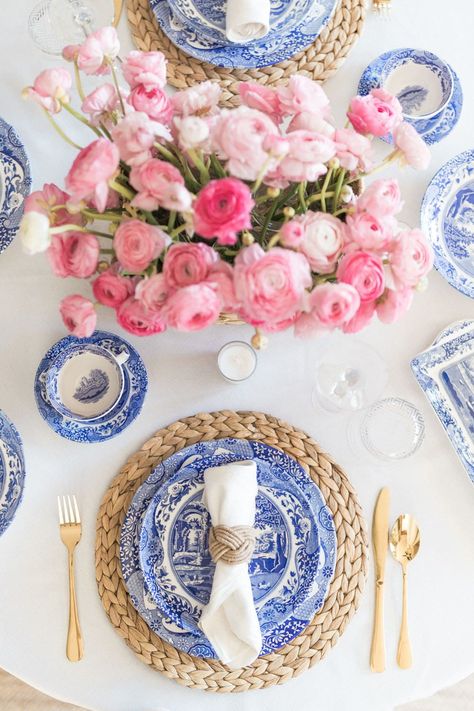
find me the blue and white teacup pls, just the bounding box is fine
[46,344,129,421]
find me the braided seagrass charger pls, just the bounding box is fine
[95,410,368,692]
[126,0,366,106]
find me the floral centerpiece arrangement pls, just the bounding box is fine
[20,26,433,342]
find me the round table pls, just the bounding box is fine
[0,2,473,710]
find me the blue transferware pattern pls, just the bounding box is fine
[74,369,109,404]
[120,438,337,658]
[421,149,474,299]
[150,0,338,69]
[433,320,474,346]
[0,410,26,537]
[34,331,147,443]
[0,117,31,254]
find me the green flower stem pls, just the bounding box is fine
[255,193,273,205]
[306,190,335,206]
[169,224,188,239]
[85,229,114,238]
[320,167,333,212]
[109,178,135,201]
[168,210,177,231]
[81,208,122,222]
[361,149,401,177]
[100,248,115,254]
[154,142,180,167]
[260,200,279,245]
[266,232,281,250]
[332,168,346,213]
[73,60,86,102]
[187,148,210,184]
[43,110,83,150]
[298,181,307,211]
[109,61,126,115]
[141,211,160,226]
[210,153,227,178]
[99,122,112,140]
[61,101,102,137]
[50,223,87,234]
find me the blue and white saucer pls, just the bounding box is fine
[421,149,474,299]
[0,116,31,254]
[150,0,338,69]
[0,410,26,537]
[34,330,147,443]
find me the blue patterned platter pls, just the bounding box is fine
[34,331,147,443]
[120,438,336,658]
[0,117,31,254]
[150,0,338,69]
[421,149,474,299]
[433,320,474,347]
[411,326,474,484]
[0,410,26,537]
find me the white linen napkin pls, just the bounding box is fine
[225,0,271,44]
[199,460,262,669]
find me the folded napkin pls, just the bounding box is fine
[199,460,262,669]
[225,0,271,44]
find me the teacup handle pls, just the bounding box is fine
[114,350,130,366]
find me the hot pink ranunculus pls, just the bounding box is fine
[298,211,346,273]
[276,130,336,183]
[310,283,361,328]
[342,300,376,334]
[346,212,393,251]
[25,183,83,227]
[393,122,431,170]
[122,50,167,89]
[65,138,120,213]
[114,220,168,273]
[278,218,305,248]
[347,88,403,137]
[128,84,173,124]
[111,112,171,166]
[238,82,283,124]
[76,27,120,75]
[376,287,414,324]
[193,178,254,246]
[129,158,191,212]
[60,294,97,337]
[116,296,166,336]
[287,112,335,136]
[163,242,218,289]
[206,261,237,312]
[92,269,135,308]
[334,128,373,172]
[48,231,99,278]
[171,81,221,117]
[356,178,403,218]
[135,273,169,312]
[337,251,385,302]
[390,229,433,286]
[277,76,330,118]
[81,84,119,125]
[164,284,221,331]
[24,68,72,113]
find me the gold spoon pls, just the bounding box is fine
[389,514,420,669]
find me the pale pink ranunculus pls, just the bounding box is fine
[164,284,221,331]
[116,296,166,336]
[393,122,431,170]
[238,82,283,124]
[65,138,120,213]
[130,158,192,212]
[24,68,72,113]
[25,183,83,227]
[356,178,402,218]
[173,116,210,152]
[334,128,373,172]
[114,220,168,273]
[171,81,221,117]
[111,112,171,166]
[390,229,433,286]
[135,273,169,311]
[294,310,328,338]
[309,283,361,328]
[276,130,336,183]
[60,295,97,337]
[62,44,80,62]
[127,84,173,124]
[122,51,167,89]
[81,84,119,125]
[342,300,376,334]
[76,26,120,75]
[346,212,393,251]
[92,269,135,308]
[347,88,403,137]
[205,261,237,312]
[278,218,305,248]
[48,231,99,278]
[376,287,414,324]
[277,76,330,118]
[298,211,346,273]
[287,112,335,137]
[163,242,218,289]
[337,251,385,302]
[193,178,254,246]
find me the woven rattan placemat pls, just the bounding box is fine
[126,0,366,106]
[95,410,368,692]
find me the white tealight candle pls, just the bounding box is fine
[217,341,257,383]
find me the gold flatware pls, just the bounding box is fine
[58,495,83,662]
[389,514,420,669]
[372,0,391,14]
[370,487,390,673]
[112,0,123,26]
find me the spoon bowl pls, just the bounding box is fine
[390,514,420,669]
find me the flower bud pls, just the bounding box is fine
[283,206,295,219]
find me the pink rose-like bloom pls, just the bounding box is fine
[130,158,192,212]
[193,178,254,246]
[346,212,393,251]
[60,295,97,337]
[81,84,119,124]
[163,242,217,289]
[65,138,120,213]
[171,81,221,117]
[288,112,335,137]
[111,112,171,166]
[278,218,305,248]
[24,68,72,113]
[356,178,403,218]
[117,297,166,336]
[310,283,361,328]
[92,269,135,308]
[276,130,336,183]
[76,27,120,75]
[135,273,168,312]
[48,231,99,278]
[334,128,373,172]
[238,82,283,124]
[337,251,385,302]
[342,300,376,334]
[294,310,328,338]
[390,229,433,286]
[122,51,167,89]
[376,287,414,324]
[114,220,168,273]
[205,262,237,312]
[347,88,403,137]
[128,84,173,124]
[393,122,431,170]
[165,283,221,331]
[25,183,83,227]
[173,116,210,151]
[62,44,80,62]
[298,211,346,273]
[277,76,330,118]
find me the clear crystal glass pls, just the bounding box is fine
[28,0,114,54]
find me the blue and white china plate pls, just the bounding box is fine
[0,410,26,537]
[411,324,474,483]
[34,331,147,443]
[150,0,338,69]
[421,149,474,299]
[0,117,31,253]
[120,438,337,658]
[433,320,474,347]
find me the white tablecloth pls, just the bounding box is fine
[0,2,473,710]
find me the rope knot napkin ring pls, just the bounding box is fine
[209,525,256,564]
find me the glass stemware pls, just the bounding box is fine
[28,0,114,54]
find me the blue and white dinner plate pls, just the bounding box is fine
[421,149,474,299]
[0,116,31,253]
[150,0,338,69]
[34,330,147,443]
[120,438,337,658]
[0,410,26,537]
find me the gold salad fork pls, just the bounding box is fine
[58,495,83,662]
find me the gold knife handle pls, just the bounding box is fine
[66,550,83,662]
[397,567,412,669]
[112,0,123,26]
[370,579,385,672]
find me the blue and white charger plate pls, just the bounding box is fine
[34,331,147,443]
[421,149,474,299]
[0,117,31,253]
[120,438,336,658]
[150,0,338,69]
[0,410,26,537]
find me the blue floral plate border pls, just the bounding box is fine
[0,410,26,537]
[0,116,31,254]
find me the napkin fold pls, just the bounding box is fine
[199,460,262,669]
[225,0,271,44]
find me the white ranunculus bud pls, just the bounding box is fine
[176,116,210,151]
[19,211,51,255]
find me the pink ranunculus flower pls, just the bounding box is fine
[337,251,385,302]
[76,26,120,75]
[25,183,83,227]
[278,217,306,248]
[48,231,99,278]
[298,211,346,273]
[390,229,433,286]
[128,84,173,124]
[171,81,221,117]
[193,178,254,246]
[81,84,120,125]
[114,220,168,273]
[173,116,210,152]
[111,112,171,166]
[346,212,393,251]
[163,242,218,289]
[122,50,167,89]
[116,296,166,336]
[287,112,335,137]
[24,68,72,113]
[135,273,169,312]
[347,88,403,137]
[129,158,192,212]
[238,82,283,124]
[165,284,221,331]
[342,300,376,334]
[277,130,336,183]
[62,44,80,62]
[277,76,330,118]
[60,294,97,337]
[65,138,120,213]
[376,287,414,324]
[393,122,431,170]
[334,128,373,172]
[294,310,328,338]
[310,283,361,328]
[356,178,403,218]
[206,261,237,312]
[92,269,135,308]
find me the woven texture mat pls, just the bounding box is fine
[95,411,368,692]
[126,0,366,106]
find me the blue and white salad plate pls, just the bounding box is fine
[120,438,336,658]
[421,149,474,299]
[34,331,147,443]
[0,116,31,254]
[0,410,26,537]
[150,0,338,69]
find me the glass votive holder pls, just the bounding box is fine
[217,341,257,383]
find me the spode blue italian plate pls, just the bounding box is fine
[0,410,26,537]
[0,116,31,253]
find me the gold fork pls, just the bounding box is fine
[373,0,392,14]
[58,496,83,662]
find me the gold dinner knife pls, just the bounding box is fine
[112,0,123,26]
[370,487,390,672]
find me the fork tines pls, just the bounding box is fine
[57,495,81,525]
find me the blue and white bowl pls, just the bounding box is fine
[0,116,31,254]
[0,410,26,537]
